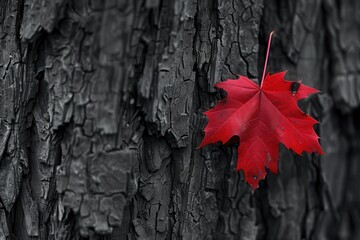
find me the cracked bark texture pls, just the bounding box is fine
[0,0,359,239]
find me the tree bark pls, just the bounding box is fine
[0,0,359,239]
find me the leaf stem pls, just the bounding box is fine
[260,31,275,89]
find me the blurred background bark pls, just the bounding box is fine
[0,0,359,239]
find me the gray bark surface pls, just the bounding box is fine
[0,0,359,239]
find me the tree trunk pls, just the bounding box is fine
[0,0,359,239]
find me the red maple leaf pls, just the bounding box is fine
[198,32,324,189]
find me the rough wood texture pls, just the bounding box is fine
[0,0,359,239]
